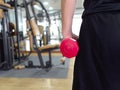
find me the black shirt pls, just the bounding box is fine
[82,0,120,17]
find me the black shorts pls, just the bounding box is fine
[73,11,120,90]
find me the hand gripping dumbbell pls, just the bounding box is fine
[60,38,79,58]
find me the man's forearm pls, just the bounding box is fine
[61,0,76,38]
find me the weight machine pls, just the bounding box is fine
[0,0,14,70]
[22,0,60,69]
[0,0,63,71]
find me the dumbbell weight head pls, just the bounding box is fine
[60,38,79,58]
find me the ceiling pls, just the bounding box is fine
[15,0,84,16]
[16,0,83,10]
[40,0,84,10]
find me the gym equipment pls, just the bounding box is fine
[30,0,51,45]
[0,0,62,71]
[0,1,14,70]
[6,0,32,65]
[23,0,60,70]
[0,0,34,70]
[60,38,79,58]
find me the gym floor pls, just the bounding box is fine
[0,53,75,90]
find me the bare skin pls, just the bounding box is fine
[61,0,78,40]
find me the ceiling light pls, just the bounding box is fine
[43,2,48,6]
[49,7,53,10]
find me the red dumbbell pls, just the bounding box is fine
[60,38,79,58]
